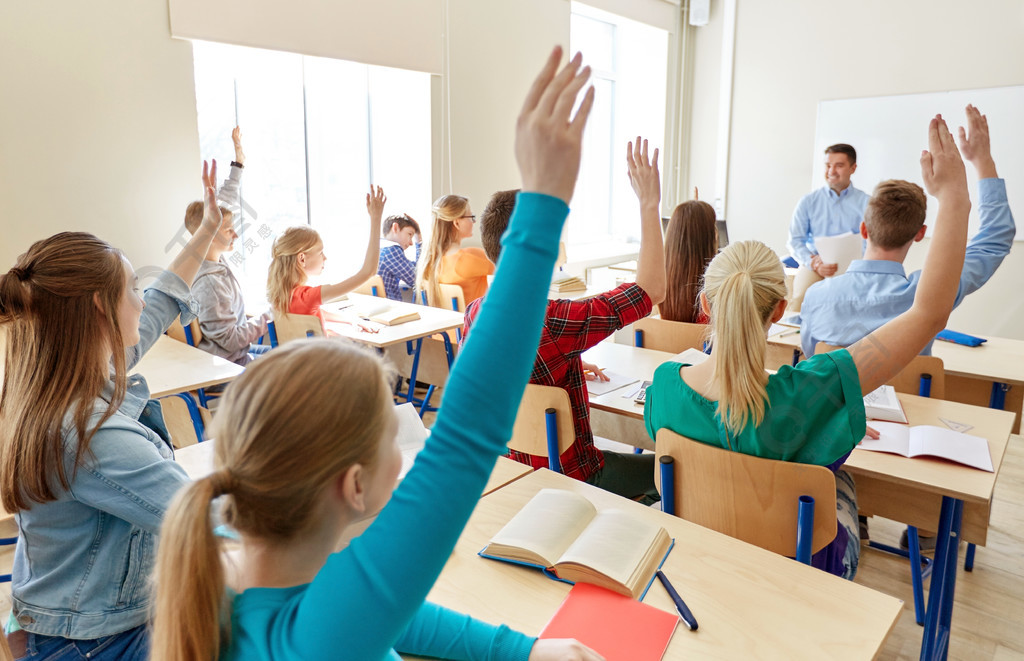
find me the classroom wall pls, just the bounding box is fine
[685,0,1024,340]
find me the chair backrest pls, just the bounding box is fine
[508,384,575,471]
[355,274,387,298]
[654,428,837,557]
[268,311,324,347]
[634,317,708,353]
[166,316,204,347]
[815,342,945,399]
[426,283,466,312]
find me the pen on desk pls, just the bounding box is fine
[777,328,800,337]
[656,570,698,631]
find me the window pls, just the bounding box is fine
[191,41,432,307]
[569,3,668,246]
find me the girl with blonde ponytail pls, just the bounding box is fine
[417,194,494,307]
[645,113,976,581]
[151,46,604,661]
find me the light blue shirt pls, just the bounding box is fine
[800,178,1015,357]
[788,184,870,268]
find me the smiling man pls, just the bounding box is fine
[787,143,870,311]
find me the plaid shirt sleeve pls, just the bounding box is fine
[544,282,653,356]
[380,244,418,287]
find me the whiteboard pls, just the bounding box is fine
[814,85,1023,240]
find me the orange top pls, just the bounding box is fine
[440,248,495,304]
[289,285,325,325]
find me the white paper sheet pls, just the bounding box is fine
[814,232,864,275]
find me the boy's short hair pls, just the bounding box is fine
[184,201,232,234]
[382,213,421,237]
[864,179,927,250]
[479,189,519,263]
[825,143,857,165]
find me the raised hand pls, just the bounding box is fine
[920,114,969,204]
[626,136,661,210]
[366,185,387,219]
[957,105,997,179]
[515,47,595,204]
[201,159,224,233]
[232,126,246,166]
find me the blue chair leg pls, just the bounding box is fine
[795,496,815,565]
[964,543,976,572]
[918,374,932,398]
[171,393,206,443]
[634,329,644,348]
[920,496,963,661]
[406,338,424,404]
[544,408,562,473]
[418,385,437,417]
[907,526,927,625]
[267,321,280,348]
[659,456,675,516]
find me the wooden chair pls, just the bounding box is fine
[654,428,837,563]
[507,384,576,473]
[815,343,946,399]
[633,317,708,353]
[160,394,213,448]
[267,312,324,347]
[166,316,203,347]
[355,274,387,298]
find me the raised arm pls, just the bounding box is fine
[627,137,666,305]
[320,186,385,303]
[958,104,996,180]
[167,161,227,287]
[217,126,245,209]
[849,115,971,394]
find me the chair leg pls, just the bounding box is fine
[964,543,976,572]
[658,456,675,516]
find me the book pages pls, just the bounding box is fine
[488,489,597,566]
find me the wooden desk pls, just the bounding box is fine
[932,336,1024,433]
[411,469,902,661]
[324,293,464,350]
[130,335,244,398]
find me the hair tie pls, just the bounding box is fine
[8,266,30,282]
[209,469,237,497]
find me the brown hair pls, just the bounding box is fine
[661,201,718,323]
[478,189,518,264]
[864,180,927,250]
[184,200,231,235]
[0,233,129,511]
[266,226,322,315]
[417,194,470,307]
[825,143,857,165]
[382,213,421,238]
[702,241,788,437]
[152,339,394,661]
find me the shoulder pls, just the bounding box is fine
[770,349,858,394]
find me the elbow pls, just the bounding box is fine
[638,280,666,306]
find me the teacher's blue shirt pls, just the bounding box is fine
[800,178,1015,357]
[788,184,870,268]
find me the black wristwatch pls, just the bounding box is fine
[230,161,244,169]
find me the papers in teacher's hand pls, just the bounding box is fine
[814,232,864,276]
[858,421,993,472]
[863,385,908,423]
[585,371,639,396]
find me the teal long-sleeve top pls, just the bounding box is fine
[224,192,570,660]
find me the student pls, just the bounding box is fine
[0,162,227,660]
[661,200,718,324]
[267,186,386,324]
[801,105,1014,358]
[151,46,603,661]
[418,194,495,307]
[378,213,422,301]
[461,138,666,502]
[185,127,271,365]
[787,143,870,312]
[644,115,972,579]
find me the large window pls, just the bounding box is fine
[569,3,668,245]
[192,41,432,307]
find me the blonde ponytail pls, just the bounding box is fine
[702,241,788,437]
[417,195,469,307]
[152,475,229,661]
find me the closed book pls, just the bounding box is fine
[550,274,587,292]
[368,307,421,326]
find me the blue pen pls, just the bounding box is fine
[656,570,698,631]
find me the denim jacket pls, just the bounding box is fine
[11,270,196,639]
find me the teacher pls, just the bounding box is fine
[787,143,869,311]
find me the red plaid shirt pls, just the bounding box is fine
[462,282,652,481]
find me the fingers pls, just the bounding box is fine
[553,63,592,123]
[520,46,563,117]
[568,84,595,138]
[538,51,583,118]
[920,149,933,182]
[865,425,880,440]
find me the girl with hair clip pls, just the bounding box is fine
[645,115,972,580]
[417,193,495,308]
[266,186,386,324]
[660,200,718,324]
[0,163,230,660]
[152,47,605,661]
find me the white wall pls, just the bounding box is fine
[686,0,1024,339]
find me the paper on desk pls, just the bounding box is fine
[621,381,648,400]
[670,347,710,365]
[814,232,864,275]
[585,371,639,396]
[768,323,798,338]
[394,402,429,478]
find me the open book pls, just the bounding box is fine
[858,422,993,472]
[863,385,908,423]
[479,488,674,599]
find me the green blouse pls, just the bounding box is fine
[644,349,866,467]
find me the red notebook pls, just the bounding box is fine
[540,583,678,661]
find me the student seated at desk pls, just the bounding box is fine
[151,46,601,661]
[418,194,495,308]
[267,186,386,325]
[185,126,271,366]
[661,199,717,323]
[644,115,972,579]
[0,162,228,660]
[462,137,665,503]
[378,213,422,301]
[801,104,1015,358]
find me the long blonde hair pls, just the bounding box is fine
[267,226,321,315]
[0,233,129,511]
[417,194,469,307]
[702,240,788,436]
[152,339,394,661]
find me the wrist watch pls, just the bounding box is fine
[230,161,244,169]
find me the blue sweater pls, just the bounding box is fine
[225,192,569,660]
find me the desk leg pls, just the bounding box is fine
[406,338,425,404]
[920,496,963,661]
